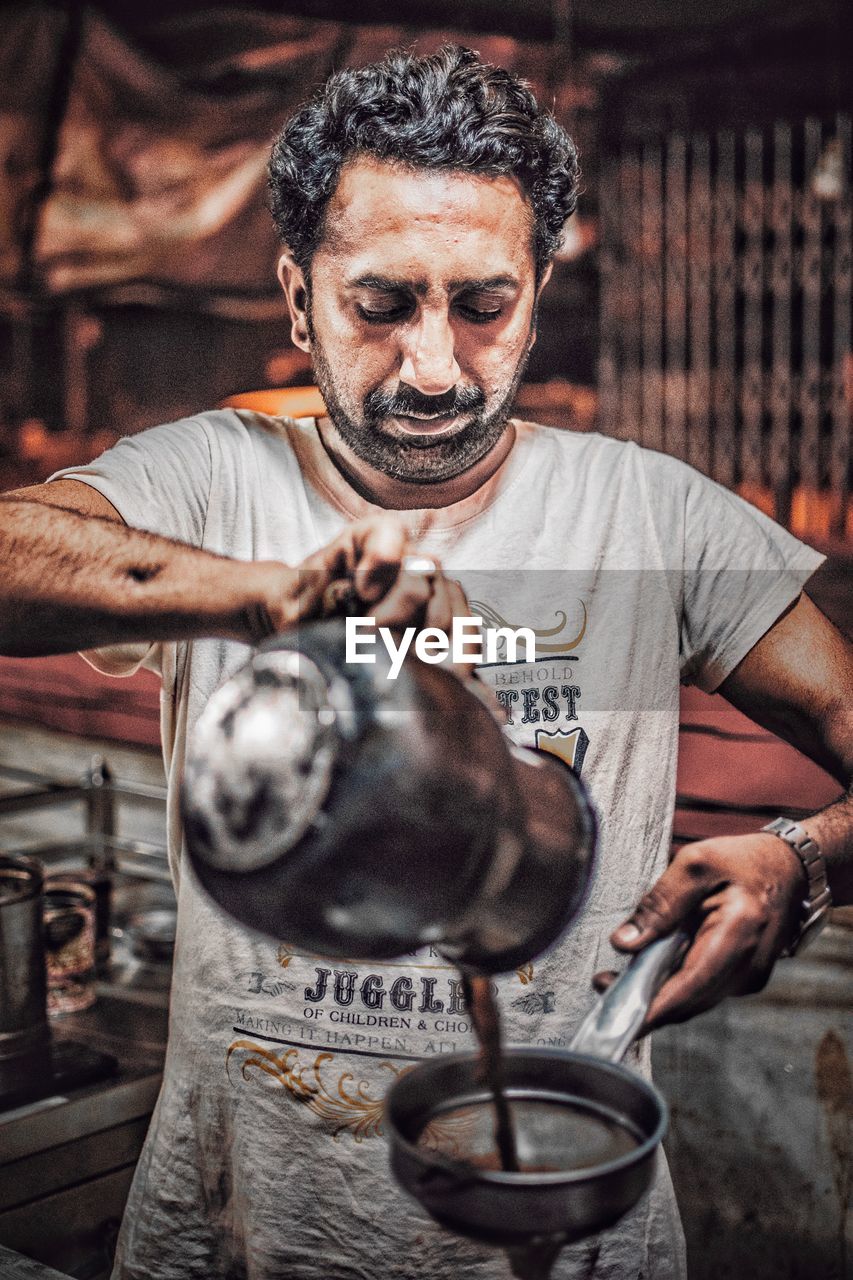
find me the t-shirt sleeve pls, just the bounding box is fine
[641,451,825,692]
[48,415,214,676]
[48,415,213,547]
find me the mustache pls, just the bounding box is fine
[363,383,486,422]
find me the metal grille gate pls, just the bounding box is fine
[598,116,852,539]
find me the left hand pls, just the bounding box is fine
[593,831,808,1031]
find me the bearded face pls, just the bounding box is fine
[308,303,534,485]
[279,157,547,494]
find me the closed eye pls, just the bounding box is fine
[357,303,411,325]
[355,300,503,325]
[456,304,502,324]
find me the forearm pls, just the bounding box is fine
[717,593,853,908]
[800,787,853,906]
[734,699,853,909]
[0,497,290,656]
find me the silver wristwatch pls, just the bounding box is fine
[762,817,832,955]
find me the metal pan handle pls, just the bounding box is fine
[568,930,691,1063]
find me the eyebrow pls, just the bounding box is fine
[349,273,520,294]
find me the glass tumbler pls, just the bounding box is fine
[43,877,97,1015]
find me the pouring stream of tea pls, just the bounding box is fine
[461,973,519,1172]
[461,974,564,1280]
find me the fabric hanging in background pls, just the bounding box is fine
[20,8,550,316]
[31,10,346,311]
[0,5,71,289]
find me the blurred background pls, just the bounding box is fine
[0,4,850,1280]
[0,0,850,544]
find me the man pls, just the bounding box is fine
[1,45,851,1280]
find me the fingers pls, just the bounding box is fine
[276,517,482,681]
[297,516,476,647]
[421,575,480,680]
[425,574,470,633]
[599,835,802,1032]
[593,906,768,1036]
[298,517,441,622]
[289,517,413,622]
[611,847,723,952]
[642,893,773,1030]
[349,519,414,605]
[370,560,437,628]
[299,516,408,607]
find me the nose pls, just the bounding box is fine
[398,309,461,397]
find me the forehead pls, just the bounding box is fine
[315,155,535,281]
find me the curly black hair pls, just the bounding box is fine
[268,45,580,282]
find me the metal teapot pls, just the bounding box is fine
[182,620,596,974]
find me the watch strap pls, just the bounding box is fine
[762,817,832,955]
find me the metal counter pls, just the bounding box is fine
[0,960,169,1280]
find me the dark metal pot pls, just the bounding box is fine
[183,620,596,974]
[0,855,51,1097]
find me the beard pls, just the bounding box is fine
[307,316,533,486]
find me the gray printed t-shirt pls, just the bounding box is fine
[53,411,823,1280]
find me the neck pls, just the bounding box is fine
[315,418,517,510]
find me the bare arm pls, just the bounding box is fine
[0,480,449,657]
[599,592,853,1028]
[720,592,853,899]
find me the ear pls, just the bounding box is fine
[529,260,554,349]
[277,252,311,353]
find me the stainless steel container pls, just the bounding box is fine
[0,855,51,1097]
[183,620,596,974]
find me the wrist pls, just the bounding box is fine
[761,818,832,955]
[225,560,303,645]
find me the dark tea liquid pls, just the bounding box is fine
[417,979,643,1280]
[424,974,641,1176]
[462,973,520,1172]
[418,1095,640,1173]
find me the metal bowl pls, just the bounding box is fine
[386,1047,667,1248]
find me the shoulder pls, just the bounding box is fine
[163,407,294,449]
[515,420,643,466]
[514,420,664,491]
[133,407,304,443]
[130,408,309,475]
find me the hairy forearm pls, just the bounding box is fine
[0,498,287,656]
[802,787,853,906]
[744,691,853,907]
[718,594,853,909]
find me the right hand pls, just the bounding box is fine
[239,515,470,647]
